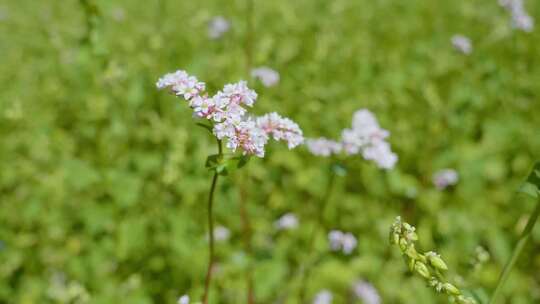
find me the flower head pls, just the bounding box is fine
[328,230,357,254]
[352,280,381,304]
[177,295,189,304]
[500,0,534,32]
[305,138,342,157]
[433,169,459,190]
[274,213,299,230]
[208,16,230,39]
[451,35,472,55]
[156,70,205,100]
[213,226,231,242]
[251,67,280,87]
[313,290,333,304]
[256,112,304,149]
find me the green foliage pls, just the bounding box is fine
[1,0,540,303]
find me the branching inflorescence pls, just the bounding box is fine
[306,109,397,169]
[390,217,476,304]
[156,70,303,157]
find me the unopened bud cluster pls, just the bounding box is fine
[390,217,476,304]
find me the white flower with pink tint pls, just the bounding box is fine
[433,169,459,190]
[177,295,189,304]
[156,70,205,101]
[328,230,357,254]
[451,35,472,55]
[222,81,257,107]
[251,66,280,87]
[274,213,299,230]
[313,290,333,304]
[256,112,304,149]
[208,16,230,39]
[305,138,342,157]
[352,280,381,304]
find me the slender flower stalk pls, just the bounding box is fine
[238,170,255,304]
[489,196,540,304]
[201,139,223,304]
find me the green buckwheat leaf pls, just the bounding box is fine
[518,161,540,198]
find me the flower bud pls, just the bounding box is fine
[414,262,431,279]
[426,251,448,271]
[443,283,460,295]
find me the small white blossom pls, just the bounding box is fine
[328,230,357,254]
[340,109,397,169]
[352,280,381,304]
[451,35,472,55]
[251,67,280,87]
[256,112,304,149]
[222,80,257,107]
[213,226,231,242]
[500,0,534,32]
[208,16,230,39]
[224,119,269,157]
[274,213,299,230]
[433,168,459,190]
[177,295,189,304]
[156,70,205,101]
[313,290,333,304]
[305,138,342,157]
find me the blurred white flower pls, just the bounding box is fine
[213,226,231,242]
[500,0,534,32]
[274,213,299,230]
[433,169,459,190]
[451,35,472,55]
[352,280,381,304]
[341,109,397,169]
[256,112,304,149]
[313,290,333,304]
[157,70,303,157]
[305,137,342,157]
[177,295,189,304]
[328,230,357,254]
[208,16,230,39]
[251,67,280,87]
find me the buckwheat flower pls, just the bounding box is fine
[256,112,304,149]
[313,290,333,304]
[512,12,534,32]
[305,138,342,157]
[213,226,231,242]
[251,66,280,87]
[328,230,344,251]
[341,232,358,255]
[352,280,381,304]
[177,295,189,304]
[433,168,459,190]
[225,119,269,157]
[274,213,299,230]
[191,95,216,119]
[451,35,472,55]
[222,81,257,107]
[361,140,398,170]
[340,109,397,169]
[208,16,230,39]
[156,70,205,101]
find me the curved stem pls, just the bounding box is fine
[297,168,337,303]
[202,139,223,304]
[489,197,540,304]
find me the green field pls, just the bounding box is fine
[1,0,539,303]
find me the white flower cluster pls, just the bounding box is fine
[306,109,397,169]
[213,225,231,242]
[451,35,473,55]
[500,0,534,32]
[251,66,280,87]
[274,213,299,230]
[328,230,357,255]
[433,168,459,190]
[177,295,189,304]
[208,16,230,39]
[352,280,381,304]
[157,70,304,157]
[313,289,333,304]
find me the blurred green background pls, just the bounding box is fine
[1,0,539,303]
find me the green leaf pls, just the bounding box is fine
[519,162,540,198]
[205,154,250,175]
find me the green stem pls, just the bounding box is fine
[297,167,337,303]
[202,139,223,304]
[489,197,540,304]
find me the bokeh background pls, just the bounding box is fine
[1,0,539,303]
